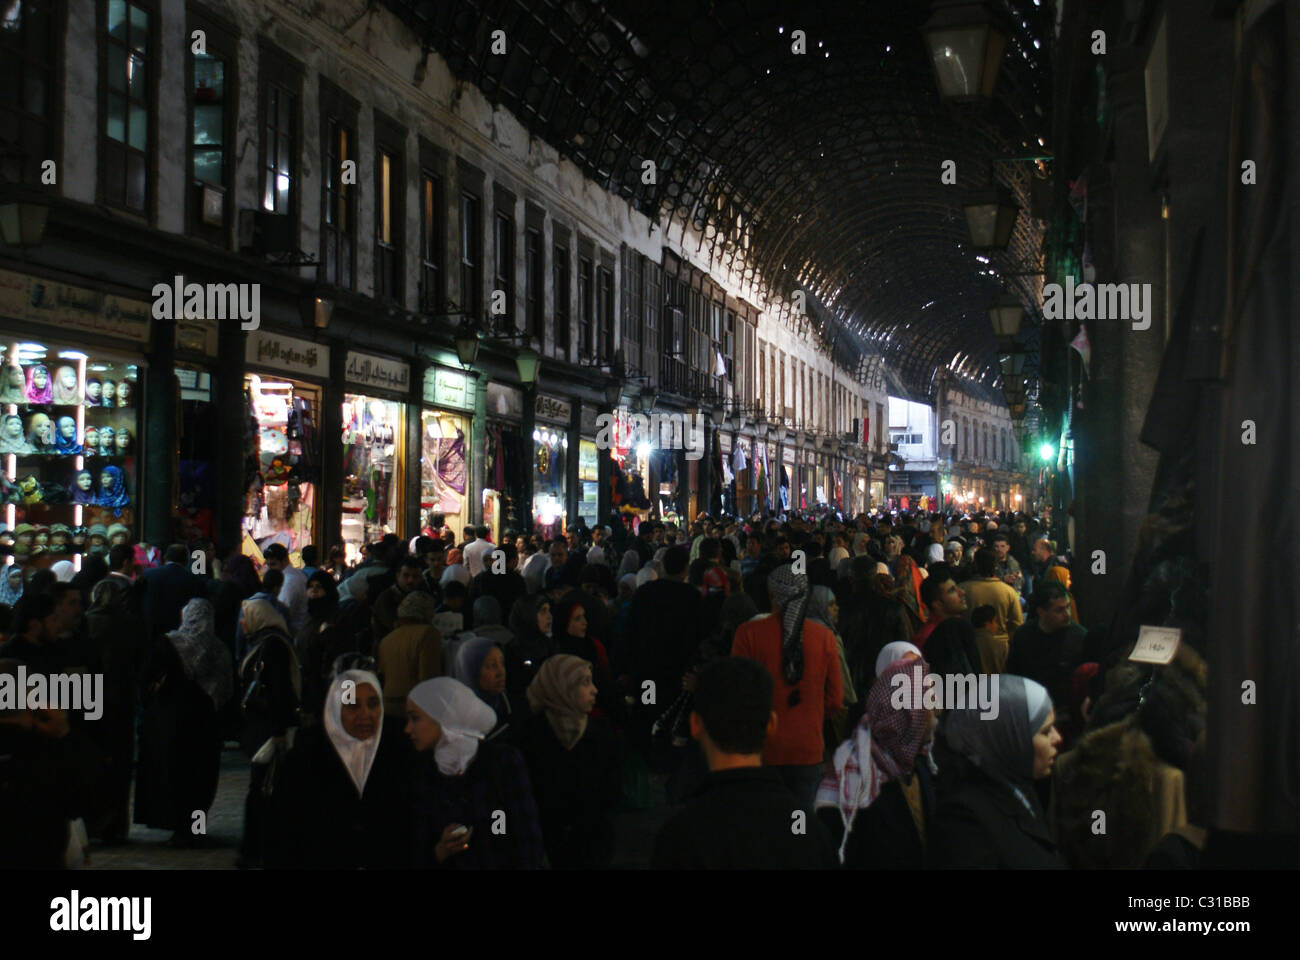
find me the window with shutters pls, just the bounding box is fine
[459,191,482,317]
[493,209,514,322]
[577,255,593,357]
[597,265,614,362]
[525,227,543,340]
[320,87,356,288]
[553,239,570,356]
[419,170,444,313]
[374,114,404,304]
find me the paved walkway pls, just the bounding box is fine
[86,745,675,870]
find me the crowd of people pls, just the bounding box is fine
[0,508,1208,869]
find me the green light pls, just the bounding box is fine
[1038,443,1055,462]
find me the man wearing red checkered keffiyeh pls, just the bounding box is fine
[814,656,935,863]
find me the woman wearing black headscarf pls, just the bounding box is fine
[83,576,145,842]
[927,674,1065,868]
[296,570,354,726]
[506,593,556,705]
[550,593,619,722]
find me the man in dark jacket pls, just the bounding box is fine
[652,657,837,869]
[1006,581,1088,711]
[138,543,204,646]
[625,546,704,739]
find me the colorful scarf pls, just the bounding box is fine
[24,364,52,403]
[95,465,130,514]
[814,657,933,862]
[766,565,810,691]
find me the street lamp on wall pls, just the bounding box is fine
[922,1,1008,102]
[0,196,49,248]
[454,320,480,368]
[964,186,1019,250]
[515,346,540,386]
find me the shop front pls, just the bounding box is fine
[341,350,412,564]
[421,365,474,544]
[241,330,329,564]
[485,381,524,540]
[173,317,220,545]
[532,393,570,539]
[0,269,150,573]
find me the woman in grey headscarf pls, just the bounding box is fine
[807,585,858,741]
[927,674,1065,868]
[0,565,23,607]
[135,598,233,845]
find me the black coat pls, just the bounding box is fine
[138,562,204,645]
[926,767,1066,869]
[265,717,414,869]
[1006,620,1088,709]
[817,760,937,869]
[0,725,106,868]
[514,712,621,869]
[652,767,839,869]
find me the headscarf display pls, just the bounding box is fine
[0,566,24,606]
[70,469,96,504]
[25,412,53,451]
[241,597,290,637]
[0,414,32,455]
[51,366,81,405]
[407,677,497,776]
[450,633,508,712]
[525,654,591,750]
[323,669,384,797]
[24,364,52,403]
[96,466,130,514]
[942,674,1052,814]
[167,598,235,709]
[766,565,810,690]
[0,365,25,404]
[49,560,76,582]
[53,416,81,454]
[815,657,934,862]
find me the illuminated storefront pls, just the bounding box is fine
[341,351,411,564]
[421,365,474,544]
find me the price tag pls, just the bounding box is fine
[1130,625,1181,665]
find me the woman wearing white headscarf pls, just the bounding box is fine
[927,674,1065,868]
[406,677,545,869]
[266,669,414,868]
[49,560,76,583]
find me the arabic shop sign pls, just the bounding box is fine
[245,331,329,378]
[0,269,152,343]
[346,350,410,393]
[535,393,571,425]
[424,366,474,410]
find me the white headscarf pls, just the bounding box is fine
[408,677,496,776]
[50,560,76,583]
[874,640,923,678]
[927,542,945,564]
[635,565,658,588]
[323,669,384,797]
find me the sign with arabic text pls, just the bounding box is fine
[346,350,410,393]
[424,366,474,410]
[536,393,571,424]
[0,269,152,343]
[245,330,329,377]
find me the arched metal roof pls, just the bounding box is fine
[382,0,1053,398]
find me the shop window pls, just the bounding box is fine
[173,367,216,543]
[0,0,60,187]
[1,341,140,570]
[243,375,319,559]
[420,410,468,543]
[531,424,567,540]
[341,394,404,564]
[101,0,153,214]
